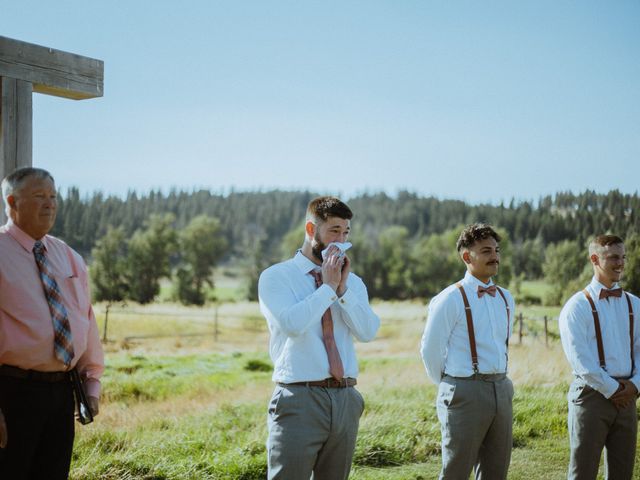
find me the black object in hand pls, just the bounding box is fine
[70,368,94,425]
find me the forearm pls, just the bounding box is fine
[338,287,380,342]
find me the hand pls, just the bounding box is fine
[87,396,100,417]
[610,380,638,410]
[321,245,344,292]
[337,255,351,297]
[0,408,7,448]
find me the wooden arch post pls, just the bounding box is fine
[0,35,103,223]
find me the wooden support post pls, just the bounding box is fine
[0,77,32,181]
[544,315,549,347]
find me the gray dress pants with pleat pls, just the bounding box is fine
[567,379,637,480]
[267,384,364,480]
[436,374,514,480]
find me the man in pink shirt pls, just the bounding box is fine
[0,167,104,479]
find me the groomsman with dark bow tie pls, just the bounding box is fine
[421,223,515,480]
[559,234,640,480]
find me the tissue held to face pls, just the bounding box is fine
[311,216,351,262]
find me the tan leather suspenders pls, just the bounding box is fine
[456,283,510,373]
[583,289,635,374]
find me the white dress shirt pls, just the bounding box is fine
[258,251,380,383]
[559,277,640,398]
[421,271,515,384]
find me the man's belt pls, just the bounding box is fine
[446,372,507,381]
[278,377,357,388]
[0,364,69,383]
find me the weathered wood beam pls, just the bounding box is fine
[0,36,103,100]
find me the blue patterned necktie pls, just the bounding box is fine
[33,241,74,367]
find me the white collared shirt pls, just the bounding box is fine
[559,277,640,398]
[258,251,380,383]
[420,271,515,384]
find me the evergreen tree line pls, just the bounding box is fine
[51,188,640,304]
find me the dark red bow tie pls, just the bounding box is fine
[477,285,497,298]
[599,288,623,300]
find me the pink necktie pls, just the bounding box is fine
[477,285,497,298]
[310,270,344,381]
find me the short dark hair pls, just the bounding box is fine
[589,234,624,256]
[456,223,501,252]
[306,196,353,224]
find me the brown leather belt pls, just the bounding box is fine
[0,364,70,383]
[278,378,357,388]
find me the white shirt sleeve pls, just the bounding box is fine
[559,295,620,398]
[421,292,458,385]
[336,276,380,342]
[258,266,337,337]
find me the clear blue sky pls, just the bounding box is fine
[2,1,639,204]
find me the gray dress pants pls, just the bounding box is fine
[267,384,364,480]
[567,379,637,480]
[436,374,514,480]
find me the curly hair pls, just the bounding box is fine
[456,223,501,252]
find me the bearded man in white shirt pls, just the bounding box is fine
[421,223,515,480]
[559,234,640,480]
[258,196,380,480]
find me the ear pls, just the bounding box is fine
[305,221,315,238]
[6,194,16,210]
[590,253,599,266]
[461,250,471,264]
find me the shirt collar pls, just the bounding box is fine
[589,276,620,296]
[293,250,321,275]
[4,219,49,253]
[462,270,495,288]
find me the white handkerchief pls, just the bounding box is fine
[321,242,352,260]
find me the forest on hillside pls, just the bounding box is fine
[49,188,640,304]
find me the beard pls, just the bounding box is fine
[311,231,326,263]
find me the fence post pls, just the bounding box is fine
[518,313,523,345]
[544,315,549,347]
[102,303,111,342]
[214,303,219,342]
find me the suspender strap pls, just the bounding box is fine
[456,283,479,373]
[457,282,511,374]
[496,287,511,347]
[625,292,635,375]
[583,289,607,371]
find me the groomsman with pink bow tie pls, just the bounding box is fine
[559,234,640,480]
[421,223,515,480]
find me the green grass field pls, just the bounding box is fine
[69,301,640,479]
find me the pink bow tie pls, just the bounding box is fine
[477,285,497,298]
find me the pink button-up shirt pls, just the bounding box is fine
[0,220,104,397]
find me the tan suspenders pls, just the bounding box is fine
[582,289,635,375]
[456,283,510,373]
